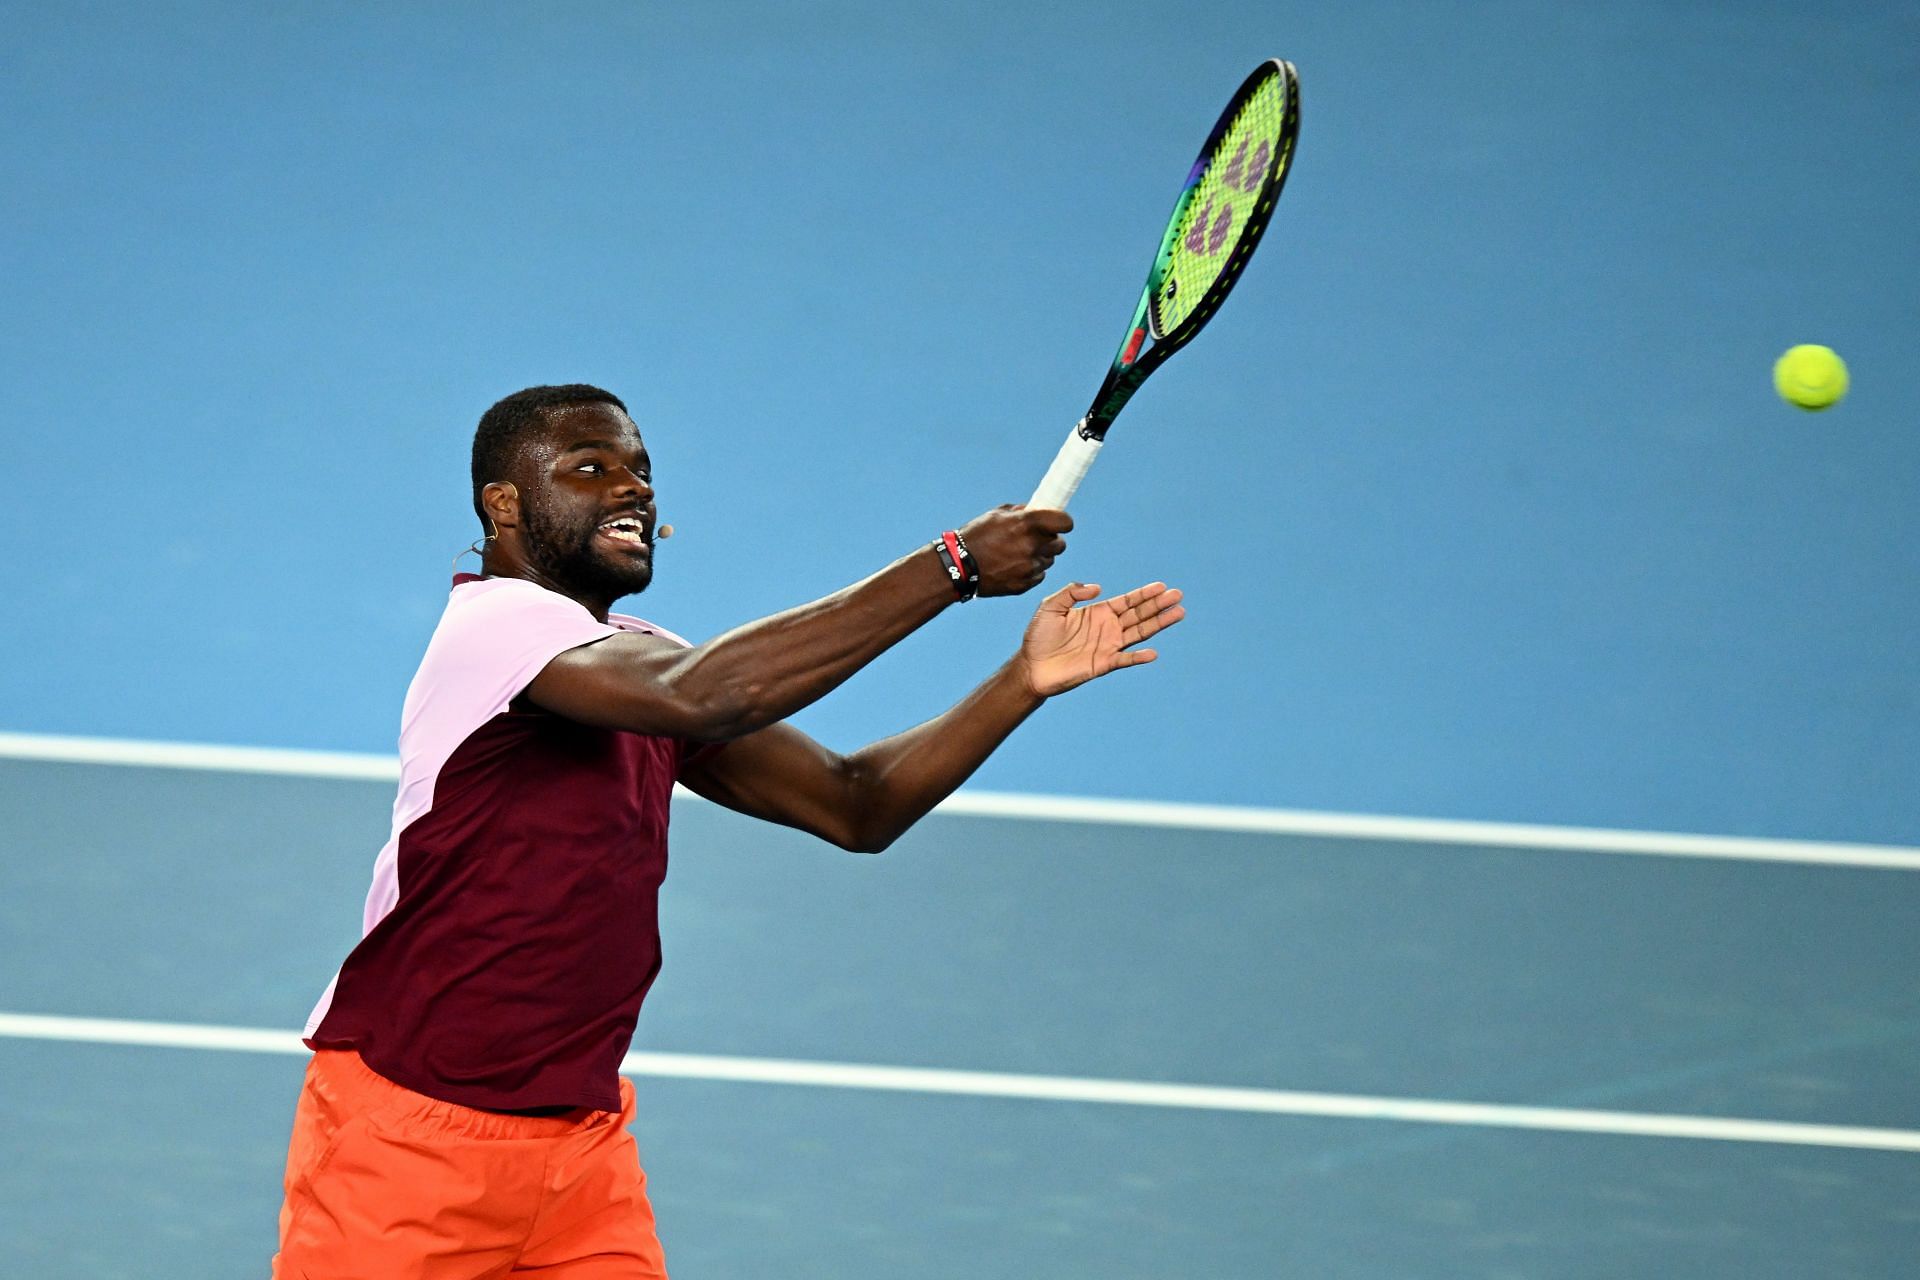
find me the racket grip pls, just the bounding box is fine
[1028,420,1103,510]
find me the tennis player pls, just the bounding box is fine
[270,383,1184,1278]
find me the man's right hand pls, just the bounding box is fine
[957,505,1073,597]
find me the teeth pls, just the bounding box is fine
[600,518,646,544]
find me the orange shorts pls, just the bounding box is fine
[271,1050,667,1279]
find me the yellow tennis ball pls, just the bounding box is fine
[1773,344,1849,411]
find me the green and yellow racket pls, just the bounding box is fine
[1029,59,1301,509]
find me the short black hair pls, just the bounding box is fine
[471,383,629,525]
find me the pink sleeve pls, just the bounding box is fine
[406,580,621,741]
[426,587,708,773]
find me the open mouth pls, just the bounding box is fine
[597,515,649,548]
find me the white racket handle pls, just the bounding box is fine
[1028,420,1103,510]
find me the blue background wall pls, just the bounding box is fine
[4,0,1916,843]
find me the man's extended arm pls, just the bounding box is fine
[525,507,1070,741]
[680,581,1185,851]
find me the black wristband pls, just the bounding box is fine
[933,530,980,601]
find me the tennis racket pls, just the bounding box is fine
[1029,59,1301,510]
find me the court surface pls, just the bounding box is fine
[3,740,1918,1278]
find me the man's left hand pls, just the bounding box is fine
[1018,581,1186,698]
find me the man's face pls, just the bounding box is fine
[516,403,658,601]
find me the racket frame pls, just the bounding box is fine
[1079,57,1300,443]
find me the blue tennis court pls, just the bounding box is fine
[4,741,1917,1278]
[7,2,1920,1275]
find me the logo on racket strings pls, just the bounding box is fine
[1184,137,1270,256]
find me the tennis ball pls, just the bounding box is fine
[1773,344,1849,411]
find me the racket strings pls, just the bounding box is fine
[1153,69,1294,335]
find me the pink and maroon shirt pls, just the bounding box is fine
[305,574,699,1112]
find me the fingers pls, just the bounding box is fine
[1110,581,1172,610]
[1037,582,1076,613]
[963,505,1072,595]
[1120,605,1184,648]
[1016,509,1072,590]
[1023,508,1075,535]
[1103,581,1167,615]
[1111,585,1183,627]
[1038,581,1100,615]
[1110,585,1185,648]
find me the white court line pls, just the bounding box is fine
[3,730,1917,870]
[1,1011,1916,1154]
[0,732,401,782]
